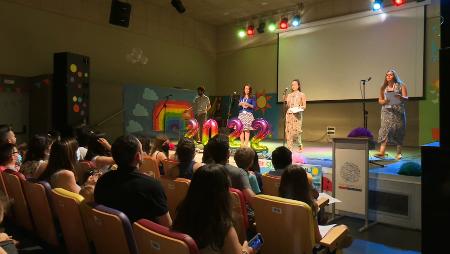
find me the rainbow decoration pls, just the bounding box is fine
[152,100,193,132]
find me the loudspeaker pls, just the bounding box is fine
[53,52,89,136]
[171,0,186,13]
[440,48,450,147]
[109,0,131,28]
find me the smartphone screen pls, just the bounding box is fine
[249,233,263,250]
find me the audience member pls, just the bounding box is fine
[167,138,202,179]
[85,132,115,173]
[0,143,19,172]
[0,125,16,145]
[0,191,17,254]
[207,134,255,205]
[172,164,254,254]
[74,124,91,161]
[234,148,261,194]
[249,148,263,192]
[279,165,352,249]
[94,135,171,225]
[19,134,51,179]
[201,143,214,164]
[149,135,170,175]
[38,138,81,193]
[135,132,152,156]
[268,146,292,176]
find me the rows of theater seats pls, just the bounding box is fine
[0,155,347,254]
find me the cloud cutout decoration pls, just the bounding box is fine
[132,103,149,116]
[126,48,149,65]
[126,120,143,133]
[143,88,158,101]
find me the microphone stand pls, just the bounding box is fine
[226,93,235,124]
[361,79,384,167]
[155,95,170,136]
[361,79,368,129]
[282,90,288,146]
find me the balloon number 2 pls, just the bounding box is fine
[227,118,243,148]
[250,118,270,152]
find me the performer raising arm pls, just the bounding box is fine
[238,83,256,147]
[284,79,306,152]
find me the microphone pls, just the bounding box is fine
[232,91,237,95]
[361,77,371,82]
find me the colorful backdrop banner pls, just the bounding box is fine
[123,85,196,138]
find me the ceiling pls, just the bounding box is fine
[144,0,318,26]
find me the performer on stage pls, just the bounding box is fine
[192,86,211,143]
[238,83,256,147]
[284,79,306,152]
[375,69,408,160]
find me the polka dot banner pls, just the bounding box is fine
[70,64,77,73]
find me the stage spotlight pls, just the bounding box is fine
[257,22,265,33]
[292,15,301,27]
[237,28,246,38]
[372,0,383,11]
[171,0,186,13]
[268,22,277,32]
[393,0,406,6]
[279,17,289,29]
[247,25,255,36]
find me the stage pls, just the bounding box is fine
[192,140,422,230]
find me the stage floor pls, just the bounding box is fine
[212,140,421,176]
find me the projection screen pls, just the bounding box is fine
[277,5,425,102]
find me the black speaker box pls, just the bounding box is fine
[109,0,131,27]
[53,52,89,136]
[440,48,450,147]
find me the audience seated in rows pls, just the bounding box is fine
[19,134,51,179]
[94,135,172,226]
[172,164,254,254]
[166,138,203,180]
[234,148,261,194]
[267,146,292,177]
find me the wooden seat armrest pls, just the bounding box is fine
[317,196,329,209]
[319,225,348,252]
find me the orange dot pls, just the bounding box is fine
[73,104,80,113]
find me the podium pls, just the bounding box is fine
[331,137,376,232]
